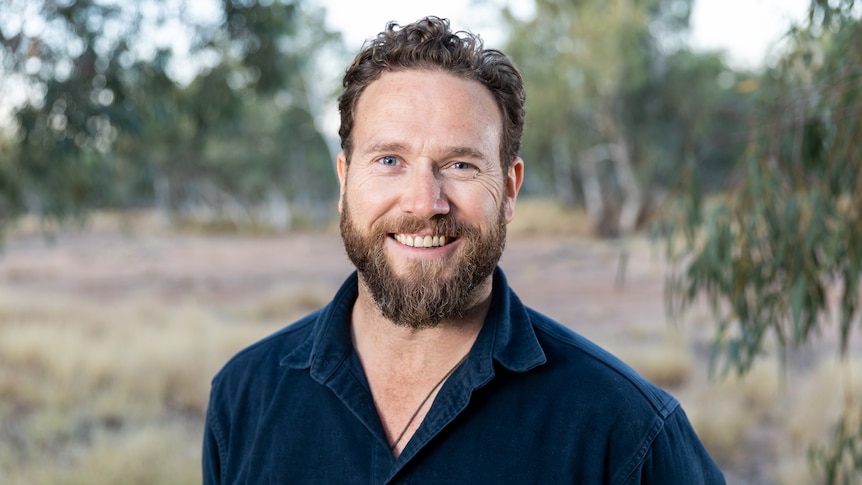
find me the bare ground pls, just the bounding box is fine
[0,224,671,337]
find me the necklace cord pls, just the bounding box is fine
[389,353,469,451]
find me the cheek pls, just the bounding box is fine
[451,187,503,228]
[345,177,396,220]
[466,179,507,214]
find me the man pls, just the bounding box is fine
[203,16,725,484]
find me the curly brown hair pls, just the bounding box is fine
[337,16,525,171]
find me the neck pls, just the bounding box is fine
[350,274,492,370]
[350,274,492,457]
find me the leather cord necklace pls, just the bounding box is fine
[389,353,469,452]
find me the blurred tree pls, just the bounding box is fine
[503,0,752,237]
[1,0,152,225]
[664,0,862,481]
[0,0,341,233]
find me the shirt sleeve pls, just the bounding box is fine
[202,384,225,485]
[625,406,726,485]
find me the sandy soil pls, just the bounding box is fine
[0,225,670,343]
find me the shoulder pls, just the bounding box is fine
[210,310,320,390]
[520,308,724,483]
[208,272,359,402]
[526,307,679,418]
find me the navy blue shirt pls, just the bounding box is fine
[203,269,725,484]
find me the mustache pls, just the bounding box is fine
[380,215,474,238]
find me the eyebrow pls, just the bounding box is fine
[363,142,489,161]
[448,146,488,161]
[364,142,409,155]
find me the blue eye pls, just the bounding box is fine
[379,156,399,166]
[452,162,471,169]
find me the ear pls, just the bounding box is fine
[336,152,348,213]
[504,157,524,224]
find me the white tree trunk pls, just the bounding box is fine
[578,142,642,236]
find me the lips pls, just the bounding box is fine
[392,234,450,248]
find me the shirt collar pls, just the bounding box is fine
[280,268,547,381]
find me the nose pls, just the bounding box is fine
[399,166,450,219]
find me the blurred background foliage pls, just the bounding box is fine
[0,0,340,233]
[1,0,861,481]
[0,0,759,237]
[504,0,753,237]
[661,0,862,481]
[666,0,861,373]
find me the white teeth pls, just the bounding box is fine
[394,234,449,248]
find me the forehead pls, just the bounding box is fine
[352,70,502,155]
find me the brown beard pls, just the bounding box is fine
[340,197,507,329]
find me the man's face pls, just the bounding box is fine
[337,69,523,328]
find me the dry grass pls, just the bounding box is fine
[669,353,862,484]
[0,292,290,485]
[620,338,694,389]
[237,285,332,323]
[7,198,593,239]
[681,362,781,466]
[507,198,595,237]
[1,291,844,485]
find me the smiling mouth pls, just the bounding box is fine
[392,234,452,248]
